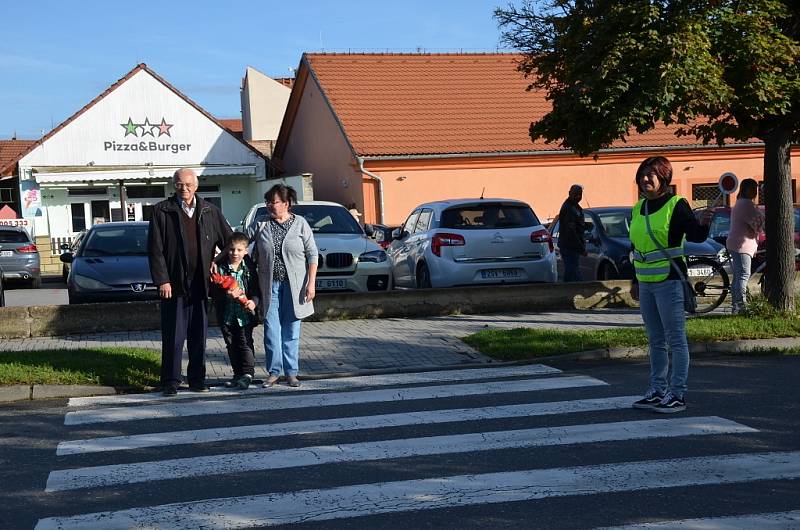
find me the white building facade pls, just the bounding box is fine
[16,64,268,239]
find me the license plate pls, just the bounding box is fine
[0,251,12,257]
[316,279,347,290]
[687,267,713,277]
[480,268,522,279]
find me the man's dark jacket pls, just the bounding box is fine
[147,195,232,297]
[557,199,586,254]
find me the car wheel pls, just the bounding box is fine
[598,262,618,281]
[416,262,432,289]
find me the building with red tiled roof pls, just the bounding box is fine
[273,53,796,225]
[0,139,37,217]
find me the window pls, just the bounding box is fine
[413,209,433,233]
[197,185,220,193]
[68,187,107,196]
[71,203,86,232]
[691,183,729,209]
[0,188,13,203]
[402,211,421,235]
[440,203,539,229]
[126,185,165,199]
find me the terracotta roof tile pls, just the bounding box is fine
[218,118,243,133]
[0,140,37,176]
[305,53,758,157]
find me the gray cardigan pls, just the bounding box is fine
[246,215,318,320]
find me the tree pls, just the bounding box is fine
[496,0,800,311]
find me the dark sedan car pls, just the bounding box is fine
[551,206,725,281]
[60,222,157,304]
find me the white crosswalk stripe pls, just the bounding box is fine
[64,374,606,426]
[36,452,800,529]
[596,509,800,529]
[66,364,562,407]
[45,416,755,492]
[36,365,800,528]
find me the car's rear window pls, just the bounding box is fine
[596,212,631,238]
[0,230,30,243]
[440,203,539,229]
[82,226,149,257]
[255,205,363,235]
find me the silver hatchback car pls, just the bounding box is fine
[0,226,41,288]
[388,199,557,288]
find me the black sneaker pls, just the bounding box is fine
[632,389,664,409]
[162,385,178,397]
[188,384,211,393]
[224,376,241,388]
[653,393,686,413]
[238,374,253,390]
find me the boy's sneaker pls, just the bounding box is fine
[653,392,686,413]
[238,374,253,390]
[632,389,664,410]
[224,376,241,388]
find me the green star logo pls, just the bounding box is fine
[121,117,138,137]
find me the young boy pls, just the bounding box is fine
[212,232,260,389]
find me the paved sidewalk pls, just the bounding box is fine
[0,309,644,381]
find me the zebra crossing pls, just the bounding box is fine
[36,364,800,529]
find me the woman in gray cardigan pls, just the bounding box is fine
[246,184,318,387]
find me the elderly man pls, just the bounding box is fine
[557,184,587,282]
[148,168,232,395]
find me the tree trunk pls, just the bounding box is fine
[761,129,795,312]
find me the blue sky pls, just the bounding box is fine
[0,1,508,139]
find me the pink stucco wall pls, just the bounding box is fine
[363,148,796,226]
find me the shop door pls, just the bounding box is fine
[91,200,110,225]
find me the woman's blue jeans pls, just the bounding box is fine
[638,279,689,398]
[730,251,752,314]
[264,280,301,377]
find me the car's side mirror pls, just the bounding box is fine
[60,243,70,251]
[59,253,74,264]
[363,223,375,237]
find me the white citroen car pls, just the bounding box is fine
[387,198,557,288]
[240,201,391,293]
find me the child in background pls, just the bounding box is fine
[211,232,260,389]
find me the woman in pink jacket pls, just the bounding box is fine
[726,178,764,314]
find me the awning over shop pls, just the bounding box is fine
[32,165,257,185]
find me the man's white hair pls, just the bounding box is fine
[172,168,198,184]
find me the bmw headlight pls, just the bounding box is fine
[73,274,111,291]
[358,250,387,263]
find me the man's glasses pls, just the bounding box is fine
[174,183,197,190]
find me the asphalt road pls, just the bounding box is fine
[3,279,68,307]
[1,356,798,529]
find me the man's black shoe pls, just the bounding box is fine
[223,376,241,388]
[188,385,211,393]
[163,386,178,396]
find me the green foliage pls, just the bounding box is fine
[495,0,800,153]
[0,347,161,389]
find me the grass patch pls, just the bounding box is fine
[0,347,161,389]
[464,310,800,361]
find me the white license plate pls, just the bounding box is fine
[0,250,12,257]
[480,268,522,279]
[687,267,713,277]
[316,279,347,290]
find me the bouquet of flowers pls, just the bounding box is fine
[210,272,254,313]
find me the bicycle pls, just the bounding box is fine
[684,253,731,314]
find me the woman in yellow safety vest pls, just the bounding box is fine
[630,156,711,413]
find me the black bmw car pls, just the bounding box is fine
[60,222,158,304]
[551,206,725,281]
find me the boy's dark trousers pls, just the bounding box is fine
[220,321,256,377]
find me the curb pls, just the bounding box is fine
[2,337,799,403]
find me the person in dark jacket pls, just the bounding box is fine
[147,168,232,396]
[558,184,587,282]
[211,232,260,390]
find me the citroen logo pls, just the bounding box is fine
[131,283,145,292]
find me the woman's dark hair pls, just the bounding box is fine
[739,178,759,199]
[635,156,673,193]
[264,184,297,207]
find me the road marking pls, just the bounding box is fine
[57,395,639,455]
[596,510,800,528]
[36,451,800,529]
[64,375,606,426]
[66,364,562,407]
[46,416,755,492]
